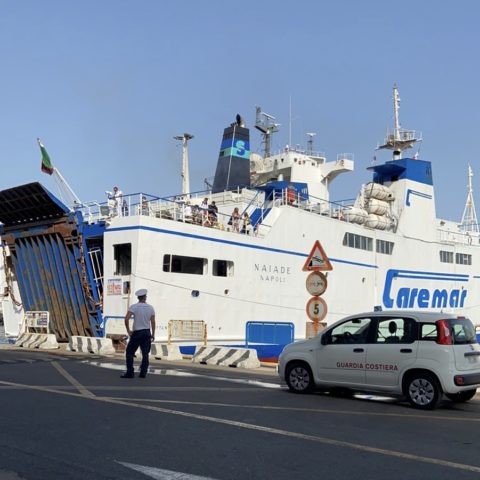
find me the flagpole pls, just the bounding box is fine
[52,167,82,207]
[38,138,82,208]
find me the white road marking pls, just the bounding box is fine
[118,461,217,479]
[107,397,480,422]
[51,361,94,397]
[84,360,281,389]
[0,379,479,473]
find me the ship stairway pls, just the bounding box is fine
[249,207,271,228]
[0,183,105,341]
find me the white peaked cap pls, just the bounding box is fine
[135,289,147,297]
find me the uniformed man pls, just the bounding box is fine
[121,288,156,378]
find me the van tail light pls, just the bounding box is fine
[436,319,453,345]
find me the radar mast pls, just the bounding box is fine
[460,164,479,233]
[255,106,280,158]
[174,133,194,198]
[377,85,422,160]
[306,132,316,155]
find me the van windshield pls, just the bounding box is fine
[448,318,477,345]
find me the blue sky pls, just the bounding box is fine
[0,0,478,221]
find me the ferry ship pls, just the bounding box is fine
[0,86,478,358]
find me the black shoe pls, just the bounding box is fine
[120,373,134,378]
[138,373,147,378]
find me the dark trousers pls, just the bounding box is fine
[125,329,151,375]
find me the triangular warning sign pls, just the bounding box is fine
[302,240,332,271]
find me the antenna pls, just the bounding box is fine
[255,106,280,158]
[289,95,292,147]
[306,132,316,154]
[377,84,422,160]
[460,164,479,233]
[173,133,194,198]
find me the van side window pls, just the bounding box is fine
[420,323,437,341]
[330,318,372,344]
[374,318,416,344]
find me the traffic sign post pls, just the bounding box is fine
[306,296,328,322]
[304,240,331,337]
[305,271,328,296]
[302,240,332,271]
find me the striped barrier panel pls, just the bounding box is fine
[68,336,115,355]
[15,333,59,350]
[150,343,182,361]
[192,346,260,369]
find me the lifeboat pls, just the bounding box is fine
[344,207,368,225]
[365,214,390,230]
[367,198,389,215]
[364,182,394,201]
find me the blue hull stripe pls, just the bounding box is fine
[106,225,378,269]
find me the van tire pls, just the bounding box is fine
[445,389,477,403]
[405,372,441,410]
[286,362,315,394]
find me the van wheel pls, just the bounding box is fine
[445,389,477,403]
[405,373,441,410]
[286,362,315,394]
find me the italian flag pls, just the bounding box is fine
[38,138,54,175]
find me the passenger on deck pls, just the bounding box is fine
[200,197,209,226]
[183,201,192,222]
[208,201,218,226]
[122,200,129,216]
[106,186,123,217]
[141,195,149,216]
[192,205,202,224]
[242,212,252,234]
[231,207,240,233]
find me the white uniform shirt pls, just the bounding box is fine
[128,302,155,331]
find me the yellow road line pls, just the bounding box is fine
[51,361,94,397]
[0,379,479,473]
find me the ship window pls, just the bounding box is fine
[376,239,394,255]
[455,253,472,265]
[113,243,131,275]
[213,259,234,277]
[343,232,373,251]
[163,254,207,275]
[440,251,454,263]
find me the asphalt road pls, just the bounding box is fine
[0,348,479,480]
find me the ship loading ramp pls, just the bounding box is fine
[0,183,105,341]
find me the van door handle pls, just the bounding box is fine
[400,349,412,353]
[353,348,364,353]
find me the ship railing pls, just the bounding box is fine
[269,146,327,158]
[80,191,270,237]
[384,129,422,143]
[270,188,355,220]
[437,227,480,246]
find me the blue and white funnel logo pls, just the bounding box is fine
[382,269,468,309]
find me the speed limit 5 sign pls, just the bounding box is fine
[306,296,328,322]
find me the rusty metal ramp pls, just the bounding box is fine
[0,183,104,341]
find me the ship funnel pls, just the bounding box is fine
[212,115,251,193]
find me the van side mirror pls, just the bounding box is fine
[321,333,330,345]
